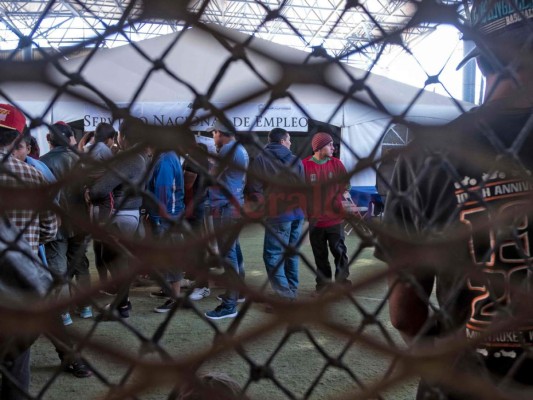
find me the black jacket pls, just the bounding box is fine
[40,147,85,236]
[89,151,147,214]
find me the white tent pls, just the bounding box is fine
[0,24,472,188]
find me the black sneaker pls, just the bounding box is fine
[117,303,130,318]
[65,361,92,378]
[97,303,130,321]
[150,290,170,299]
[216,293,246,303]
[154,299,176,313]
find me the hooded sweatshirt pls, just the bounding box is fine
[248,142,305,223]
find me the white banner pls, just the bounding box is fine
[81,101,311,132]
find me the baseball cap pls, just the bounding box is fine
[457,0,533,69]
[206,120,234,135]
[0,103,26,134]
[51,121,74,137]
[49,121,74,146]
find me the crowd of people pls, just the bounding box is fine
[0,102,354,397]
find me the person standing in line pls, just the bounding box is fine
[184,142,212,302]
[302,132,350,293]
[0,104,92,395]
[0,104,59,398]
[205,120,249,320]
[87,118,148,319]
[212,140,246,305]
[12,133,56,266]
[377,1,533,397]
[40,122,92,322]
[28,135,40,159]
[146,149,185,313]
[39,122,94,378]
[12,134,55,183]
[83,123,117,292]
[248,128,305,303]
[86,122,116,159]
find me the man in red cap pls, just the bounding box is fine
[0,103,59,399]
[0,104,57,253]
[302,132,350,293]
[377,0,533,397]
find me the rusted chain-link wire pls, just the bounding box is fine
[1,0,533,399]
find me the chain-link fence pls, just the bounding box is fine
[1,0,533,399]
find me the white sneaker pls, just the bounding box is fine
[189,287,210,301]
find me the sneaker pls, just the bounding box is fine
[205,305,238,320]
[77,306,93,319]
[65,361,92,378]
[189,287,210,301]
[154,299,176,313]
[117,303,130,318]
[150,289,170,299]
[61,313,73,326]
[217,293,245,303]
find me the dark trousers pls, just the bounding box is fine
[1,348,30,400]
[309,223,349,290]
[45,232,90,306]
[45,233,90,283]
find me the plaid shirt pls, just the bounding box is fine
[0,149,58,254]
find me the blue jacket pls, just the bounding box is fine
[148,151,184,223]
[26,157,55,183]
[209,141,249,209]
[249,142,305,223]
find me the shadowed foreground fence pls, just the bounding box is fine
[1,0,533,399]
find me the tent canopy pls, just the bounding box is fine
[1,24,472,187]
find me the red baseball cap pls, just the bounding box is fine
[0,103,26,134]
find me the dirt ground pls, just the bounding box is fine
[27,224,417,399]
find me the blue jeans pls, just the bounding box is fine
[263,219,303,299]
[213,204,244,312]
[236,240,245,280]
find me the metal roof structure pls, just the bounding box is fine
[0,0,466,68]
